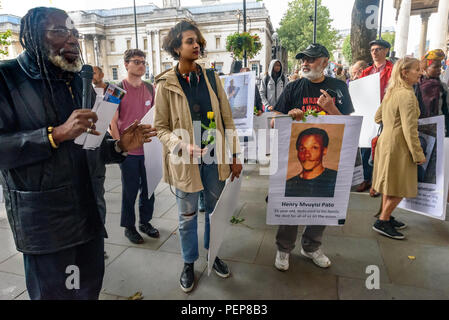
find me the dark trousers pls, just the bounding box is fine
[23,237,104,300]
[120,155,155,228]
[361,147,373,182]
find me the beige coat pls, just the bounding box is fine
[153,66,240,193]
[372,87,426,198]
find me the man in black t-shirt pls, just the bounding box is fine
[273,43,353,273]
[285,128,337,197]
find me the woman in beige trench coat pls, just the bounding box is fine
[372,57,426,240]
[153,20,242,293]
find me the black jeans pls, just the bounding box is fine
[361,147,373,182]
[23,236,104,300]
[119,155,155,228]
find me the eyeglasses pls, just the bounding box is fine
[302,57,317,63]
[45,28,81,39]
[129,60,146,66]
[371,47,385,53]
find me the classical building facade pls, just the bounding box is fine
[394,0,449,58]
[68,0,275,82]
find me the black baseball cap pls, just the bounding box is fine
[296,43,330,60]
[369,39,391,49]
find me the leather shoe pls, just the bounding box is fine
[139,223,160,238]
[124,227,144,244]
[180,263,194,293]
[356,180,371,192]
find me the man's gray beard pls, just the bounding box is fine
[48,54,82,73]
[302,67,324,81]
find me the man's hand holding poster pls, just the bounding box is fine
[267,115,362,226]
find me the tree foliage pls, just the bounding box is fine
[278,0,339,60]
[342,35,352,65]
[226,32,262,61]
[0,30,12,56]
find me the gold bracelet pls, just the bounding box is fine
[47,127,59,149]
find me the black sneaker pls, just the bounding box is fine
[372,220,405,240]
[180,263,194,293]
[124,227,144,244]
[213,257,230,278]
[390,216,407,230]
[139,223,160,238]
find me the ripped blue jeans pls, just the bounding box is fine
[175,163,225,263]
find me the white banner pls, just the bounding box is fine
[398,116,448,220]
[207,178,242,276]
[141,107,163,198]
[267,115,362,226]
[352,148,364,186]
[349,73,381,148]
[220,72,256,137]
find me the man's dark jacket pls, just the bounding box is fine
[0,51,125,254]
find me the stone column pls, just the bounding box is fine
[80,36,87,63]
[154,30,161,75]
[430,0,449,52]
[419,12,431,59]
[147,31,154,77]
[93,35,99,67]
[394,0,412,58]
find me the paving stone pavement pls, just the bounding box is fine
[1,163,449,300]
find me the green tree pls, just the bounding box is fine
[277,0,339,63]
[342,35,352,65]
[381,32,395,52]
[0,30,12,56]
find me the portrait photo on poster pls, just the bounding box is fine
[285,123,345,198]
[418,124,437,184]
[225,75,248,119]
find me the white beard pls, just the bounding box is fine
[302,62,326,81]
[48,54,82,73]
[302,67,324,81]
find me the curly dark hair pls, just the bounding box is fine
[296,128,329,150]
[124,49,146,63]
[162,20,206,60]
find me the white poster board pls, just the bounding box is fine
[398,116,448,220]
[267,115,362,226]
[349,73,381,148]
[141,107,163,198]
[207,178,242,276]
[352,148,364,186]
[220,72,256,137]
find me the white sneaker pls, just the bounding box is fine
[300,248,331,268]
[274,250,289,271]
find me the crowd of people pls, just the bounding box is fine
[1,6,449,299]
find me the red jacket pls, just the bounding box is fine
[361,60,393,102]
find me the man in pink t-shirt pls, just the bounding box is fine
[110,49,159,244]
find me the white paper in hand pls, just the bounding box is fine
[74,95,104,146]
[142,107,163,198]
[207,177,242,276]
[349,73,381,148]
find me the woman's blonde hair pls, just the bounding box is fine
[383,57,420,102]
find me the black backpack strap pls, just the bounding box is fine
[206,68,229,131]
[206,68,218,99]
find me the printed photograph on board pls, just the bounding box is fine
[285,123,345,198]
[224,74,249,119]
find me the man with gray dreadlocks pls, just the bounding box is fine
[0,7,157,299]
